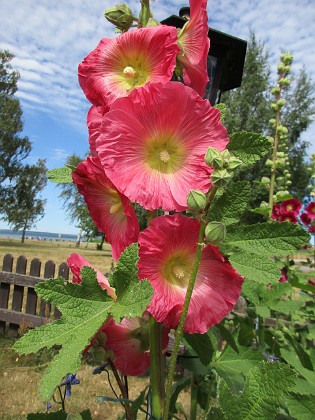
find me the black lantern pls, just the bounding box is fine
[161,7,247,106]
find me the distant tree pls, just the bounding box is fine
[58,154,100,247]
[2,160,47,243]
[0,50,31,209]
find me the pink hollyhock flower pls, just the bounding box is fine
[177,0,210,96]
[280,198,302,216]
[96,82,229,211]
[87,105,108,156]
[305,202,315,220]
[138,214,244,334]
[67,253,116,299]
[72,156,140,260]
[92,315,169,376]
[278,211,298,224]
[309,224,315,234]
[300,212,311,226]
[272,204,281,220]
[78,26,180,107]
[279,268,288,283]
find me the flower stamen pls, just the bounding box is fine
[123,66,136,78]
[159,150,171,163]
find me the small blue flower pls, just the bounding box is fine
[61,373,80,397]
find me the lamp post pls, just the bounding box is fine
[161,7,247,105]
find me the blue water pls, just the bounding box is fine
[0,229,78,242]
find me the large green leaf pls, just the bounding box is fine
[207,181,250,226]
[211,345,263,394]
[229,252,280,284]
[183,331,214,366]
[227,132,271,165]
[285,392,315,419]
[281,349,315,395]
[218,362,296,419]
[14,245,153,400]
[225,222,309,257]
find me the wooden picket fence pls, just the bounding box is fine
[0,254,70,337]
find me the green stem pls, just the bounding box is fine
[108,359,133,420]
[268,108,281,218]
[149,316,165,419]
[139,0,152,27]
[190,374,198,420]
[163,218,207,420]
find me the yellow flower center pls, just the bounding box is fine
[145,134,186,174]
[123,66,136,78]
[162,253,192,288]
[286,205,293,211]
[107,188,124,215]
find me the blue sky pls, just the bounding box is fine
[0,0,314,234]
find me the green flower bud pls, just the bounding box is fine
[277,62,286,73]
[277,176,284,182]
[227,156,243,171]
[205,221,226,245]
[205,147,223,168]
[271,87,280,96]
[307,184,313,190]
[307,167,313,173]
[187,190,207,211]
[276,152,285,158]
[285,173,291,179]
[269,118,276,127]
[265,159,274,167]
[278,77,291,87]
[271,103,279,112]
[260,201,270,209]
[277,99,286,108]
[266,136,274,145]
[276,190,290,201]
[286,180,292,186]
[283,170,289,175]
[275,159,285,168]
[104,4,136,31]
[277,125,288,135]
[281,52,293,65]
[211,169,232,187]
[261,177,271,184]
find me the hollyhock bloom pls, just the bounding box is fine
[72,156,140,260]
[305,202,315,220]
[138,214,244,334]
[279,268,288,283]
[92,315,169,376]
[78,26,180,107]
[280,198,302,216]
[177,0,210,96]
[87,105,108,156]
[300,212,311,226]
[96,82,229,211]
[309,224,315,234]
[278,211,298,224]
[272,204,281,220]
[67,253,116,299]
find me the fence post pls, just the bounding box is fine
[9,256,27,336]
[0,254,14,334]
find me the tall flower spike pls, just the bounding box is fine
[177,0,210,96]
[96,82,228,211]
[138,215,244,334]
[78,26,180,107]
[72,157,140,261]
[67,253,116,299]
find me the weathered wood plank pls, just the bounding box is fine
[26,258,42,315]
[0,254,13,333]
[9,256,27,336]
[0,272,44,287]
[0,308,49,328]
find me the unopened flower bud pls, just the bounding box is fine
[277,62,286,73]
[260,201,270,209]
[271,103,279,112]
[265,159,274,167]
[205,221,226,245]
[205,147,223,168]
[277,99,286,108]
[275,159,285,168]
[228,156,243,171]
[278,78,291,87]
[286,180,292,186]
[277,125,288,135]
[281,52,293,65]
[211,169,231,186]
[276,152,285,158]
[276,190,290,200]
[187,190,207,211]
[271,87,280,96]
[104,4,136,31]
[261,177,270,184]
[269,118,276,127]
[307,167,313,173]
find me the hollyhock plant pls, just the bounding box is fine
[138,214,244,334]
[177,0,210,96]
[67,253,116,299]
[78,25,180,107]
[96,81,229,211]
[72,156,140,260]
[305,201,315,220]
